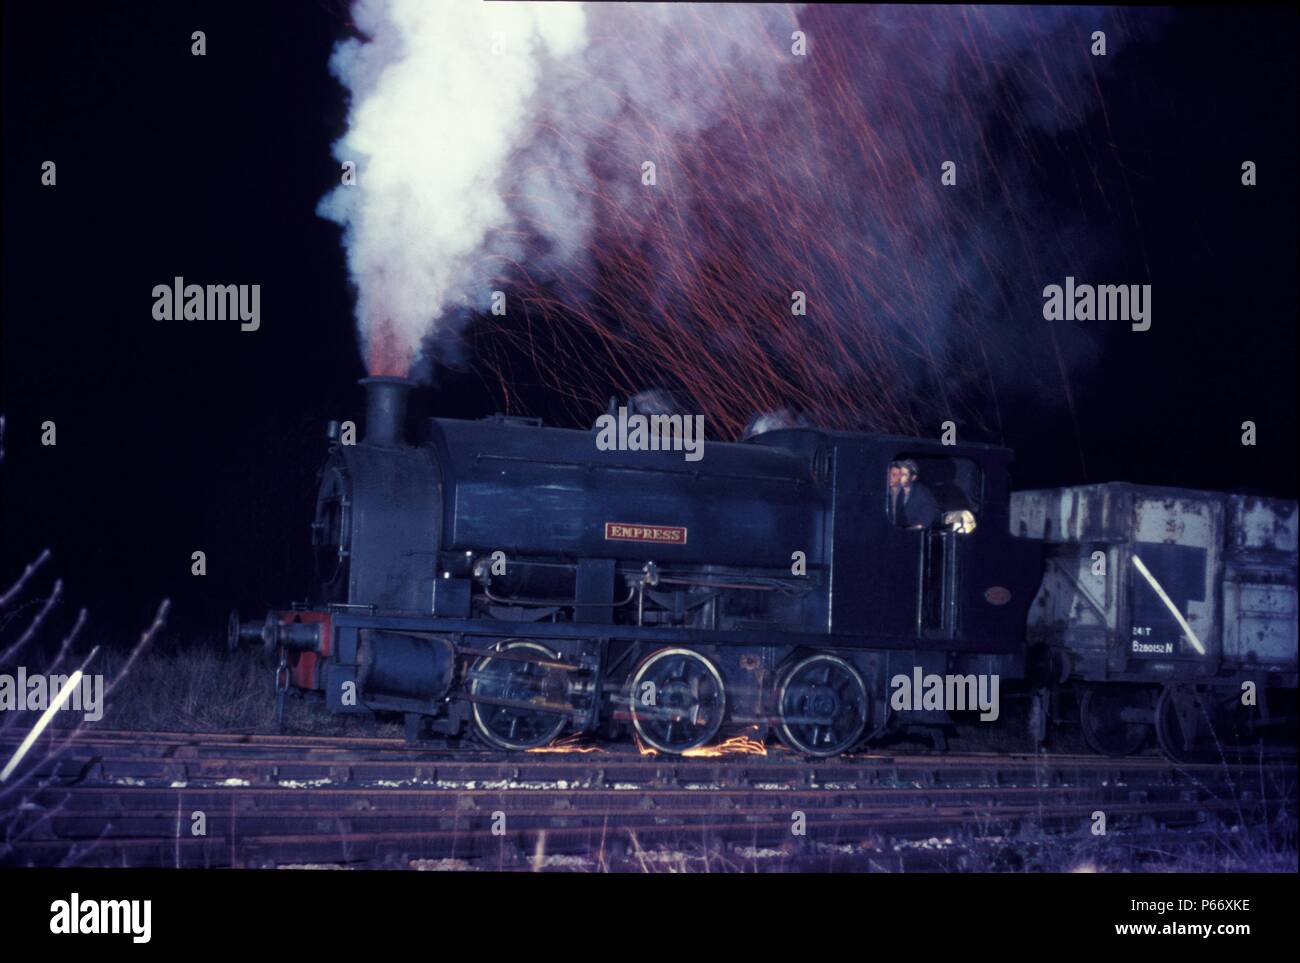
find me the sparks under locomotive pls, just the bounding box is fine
[230,378,1298,759]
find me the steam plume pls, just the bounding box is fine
[319,0,588,376]
[321,2,1164,442]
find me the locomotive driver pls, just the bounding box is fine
[891,459,939,529]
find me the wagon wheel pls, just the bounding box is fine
[1154,684,1211,763]
[630,648,726,754]
[469,640,570,750]
[775,654,869,757]
[1079,687,1152,757]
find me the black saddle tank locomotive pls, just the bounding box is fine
[230,378,1297,758]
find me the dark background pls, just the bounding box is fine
[1,2,1296,647]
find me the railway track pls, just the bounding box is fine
[1,728,1294,870]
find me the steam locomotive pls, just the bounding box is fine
[229,378,1298,759]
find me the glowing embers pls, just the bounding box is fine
[775,654,869,757]
[681,733,768,758]
[629,648,727,754]
[943,510,978,534]
[525,733,604,754]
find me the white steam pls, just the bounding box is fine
[318,0,588,372]
[319,0,803,375]
[316,1,1155,436]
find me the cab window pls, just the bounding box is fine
[886,453,983,533]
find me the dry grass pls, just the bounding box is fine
[406,813,1299,872]
[41,640,401,739]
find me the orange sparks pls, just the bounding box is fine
[526,734,604,754]
[682,735,769,758]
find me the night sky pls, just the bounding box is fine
[1,3,1296,648]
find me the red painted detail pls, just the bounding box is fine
[277,611,331,690]
[984,586,1012,606]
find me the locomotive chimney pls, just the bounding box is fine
[359,376,415,447]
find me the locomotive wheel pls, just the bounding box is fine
[469,640,570,751]
[1079,687,1152,757]
[630,648,726,754]
[775,654,869,757]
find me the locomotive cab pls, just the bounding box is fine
[801,431,1040,654]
